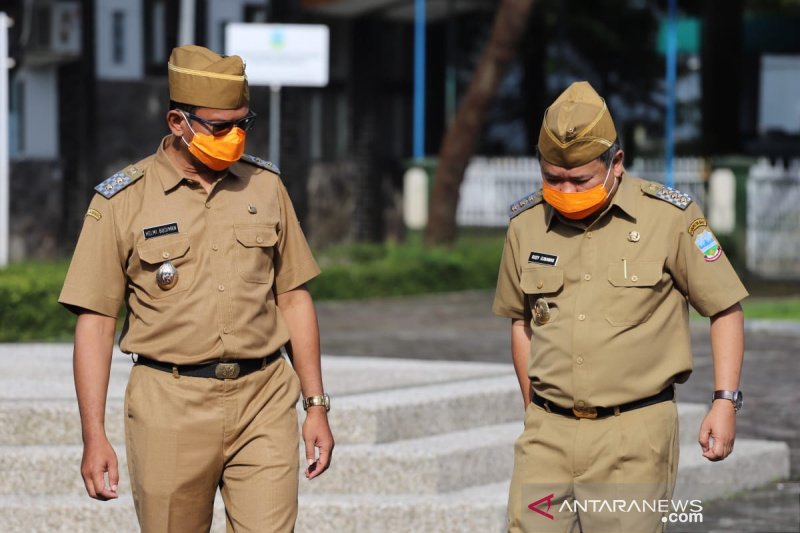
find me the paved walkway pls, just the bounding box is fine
[316,290,800,533]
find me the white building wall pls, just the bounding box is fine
[96,0,144,80]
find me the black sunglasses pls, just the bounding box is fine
[183,110,257,135]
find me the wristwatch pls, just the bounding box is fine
[303,393,330,412]
[712,390,743,412]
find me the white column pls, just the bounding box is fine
[0,12,11,266]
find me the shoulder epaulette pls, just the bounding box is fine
[509,190,543,219]
[641,182,692,210]
[239,153,280,175]
[94,165,144,199]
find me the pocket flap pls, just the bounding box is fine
[235,224,278,248]
[520,267,564,294]
[608,260,662,287]
[137,235,190,265]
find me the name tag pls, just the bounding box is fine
[528,252,558,266]
[143,222,179,240]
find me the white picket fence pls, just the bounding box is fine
[456,157,706,227]
[746,159,800,278]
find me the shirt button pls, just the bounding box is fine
[205,202,211,209]
[162,252,170,259]
[586,232,593,239]
[212,244,219,251]
[536,281,544,289]
[223,327,230,334]
[218,284,225,292]
[576,356,584,365]
[583,274,591,281]
[576,400,585,408]
[256,236,263,244]
[578,313,586,321]
[630,275,639,282]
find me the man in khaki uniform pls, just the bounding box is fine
[494,82,747,532]
[60,45,334,532]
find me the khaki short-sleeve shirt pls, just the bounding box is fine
[59,136,320,364]
[493,173,748,408]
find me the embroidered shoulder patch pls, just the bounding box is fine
[641,182,692,209]
[85,208,102,221]
[509,190,543,219]
[239,153,280,175]
[95,165,144,199]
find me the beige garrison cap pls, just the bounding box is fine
[168,45,249,109]
[538,81,617,168]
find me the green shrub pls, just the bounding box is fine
[0,233,506,341]
[0,261,75,341]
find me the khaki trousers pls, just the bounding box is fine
[508,399,679,533]
[124,357,301,533]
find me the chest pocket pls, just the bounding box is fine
[605,260,663,326]
[520,267,564,325]
[235,223,278,284]
[135,235,194,298]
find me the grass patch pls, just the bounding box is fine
[741,297,800,321]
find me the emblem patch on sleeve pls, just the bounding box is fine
[687,217,707,236]
[85,208,102,221]
[694,229,722,262]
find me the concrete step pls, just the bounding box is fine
[0,422,518,497]
[0,383,709,448]
[0,437,790,533]
[0,375,522,446]
[0,484,508,533]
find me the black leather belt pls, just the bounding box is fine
[135,351,281,379]
[532,386,674,419]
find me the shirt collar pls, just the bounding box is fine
[154,135,242,192]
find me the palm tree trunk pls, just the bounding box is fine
[424,0,536,246]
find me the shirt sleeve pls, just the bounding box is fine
[59,195,127,317]
[492,223,527,319]
[273,182,321,294]
[669,201,749,317]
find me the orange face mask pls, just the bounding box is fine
[542,164,614,220]
[181,112,246,171]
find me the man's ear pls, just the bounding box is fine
[166,109,186,137]
[612,149,625,177]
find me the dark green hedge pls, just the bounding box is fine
[0,261,75,341]
[0,233,505,341]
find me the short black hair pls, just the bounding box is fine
[597,139,623,169]
[169,100,197,114]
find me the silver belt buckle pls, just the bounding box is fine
[215,362,240,379]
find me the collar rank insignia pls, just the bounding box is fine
[509,190,543,219]
[239,153,280,175]
[642,182,692,210]
[95,165,144,199]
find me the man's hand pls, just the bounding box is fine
[698,400,736,461]
[80,435,119,500]
[302,408,334,480]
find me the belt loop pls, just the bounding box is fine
[172,366,179,379]
[261,356,267,370]
[613,406,621,416]
[543,400,552,413]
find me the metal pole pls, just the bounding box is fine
[178,0,195,46]
[0,13,10,267]
[269,85,281,166]
[413,0,426,160]
[664,0,678,188]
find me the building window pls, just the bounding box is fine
[112,11,126,64]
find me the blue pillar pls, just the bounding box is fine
[664,0,678,187]
[413,0,426,161]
